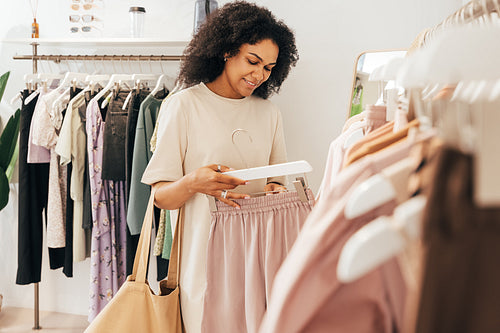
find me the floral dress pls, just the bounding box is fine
[86,98,127,321]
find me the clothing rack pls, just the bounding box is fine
[13,54,184,62]
[423,0,500,45]
[12,41,184,330]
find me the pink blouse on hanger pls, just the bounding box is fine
[27,90,51,163]
[30,90,68,249]
[260,140,412,333]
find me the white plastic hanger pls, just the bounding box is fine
[24,88,41,106]
[92,74,134,105]
[343,127,365,149]
[344,156,416,219]
[208,160,313,210]
[23,73,61,105]
[23,73,39,91]
[10,92,22,105]
[56,72,88,90]
[151,74,175,97]
[398,26,500,88]
[337,195,427,283]
[51,72,89,110]
[489,78,500,101]
[84,74,110,94]
[223,160,312,181]
[121,74,160,111]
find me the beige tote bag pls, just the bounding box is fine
[85,188,183,333]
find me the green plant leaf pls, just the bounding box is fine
[6,137,19,182]
[0,71,10,103]
[0,108,20,171]
[0,166,8,212]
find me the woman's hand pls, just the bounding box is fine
[264,182,287,195]
[186,164,249,208]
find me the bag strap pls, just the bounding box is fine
[166,206,183,289]
[131,186,158,283]
[130,185,183,287]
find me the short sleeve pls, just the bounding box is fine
[31,96,58,149]
[141,95,188,185]
[267,106,288,185]
[55,100,74,165]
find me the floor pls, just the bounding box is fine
[0,307,89,333]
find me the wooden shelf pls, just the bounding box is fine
[1,38,189,48]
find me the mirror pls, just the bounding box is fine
[348,50,407,119]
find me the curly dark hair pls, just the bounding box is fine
[178,1,299,99]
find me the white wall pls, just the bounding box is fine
[0,0,462,317]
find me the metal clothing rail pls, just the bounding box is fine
[13,54,184,62]
[12,42,183,331]
[423,0,500,45]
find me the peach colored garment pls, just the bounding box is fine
[343,121,394,169]
[345,119,419,167]
[316,120,366,201]
[260,140,413,333]
[317,106,387,201]
[202,190,314,333]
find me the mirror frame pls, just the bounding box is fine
[347,48,407,120]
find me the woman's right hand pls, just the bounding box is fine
[185,164,249,208]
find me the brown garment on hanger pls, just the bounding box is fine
[343,121,394,168]
[345,119,420,168]
[408,146,500,333]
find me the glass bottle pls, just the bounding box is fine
[129,7,146,38]
[31,18,39,38]
[194,0,218,33]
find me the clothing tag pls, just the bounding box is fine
[386,88,399,121]
[474,100,500,207]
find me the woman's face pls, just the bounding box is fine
[216,39,279,99]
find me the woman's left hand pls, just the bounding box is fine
[264,182,287,195]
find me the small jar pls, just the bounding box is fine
[193,0,218,33]
[129,6,146,38]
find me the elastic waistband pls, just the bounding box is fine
[212,189,315,213]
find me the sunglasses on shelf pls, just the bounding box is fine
[70,3,98,10]
[69,14,98,23]
[70,25,98,33]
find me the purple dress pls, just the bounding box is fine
[86,98,127,321]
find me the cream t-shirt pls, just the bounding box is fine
[142,82,287,333]
[55,91,88,262]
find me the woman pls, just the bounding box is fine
[142,1,298,331]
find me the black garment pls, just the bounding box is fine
[154,206,169,281]
[102,90,129,181]
[16,90,49,285]
[125,89,150,197]
[81,91,99,230]
[63,161,74,277]
[125,206,169,281]
[415,147,500,333]
[62,87,83,277]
